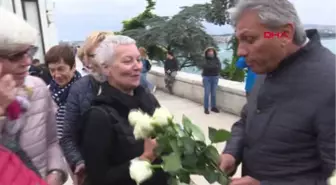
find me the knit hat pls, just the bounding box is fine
[0,8,38,55]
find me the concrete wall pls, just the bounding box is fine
[147,66,247,116]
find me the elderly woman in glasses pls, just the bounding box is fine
[60,31,114,185]
[80,35,168,185]
[0,8,67,185]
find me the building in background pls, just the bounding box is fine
[0,0,59,63]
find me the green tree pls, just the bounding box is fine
[121,0,168,63]
[203,0,235,26]
[121,0,156,31]
[123,6,218,70]
[219,36,245,81]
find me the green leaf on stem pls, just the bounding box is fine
[178,170,191,184]
[181,137,196,155]
[208,127,231,144]
[162,153,182,173]
[155,135,171,155]
[168,177,179,185]
[217,173,229,185]
[182,115,205,142]
[173,124,186,137]
[202,165,219,183]
[169,139,180,155]
[204,145,220,164]
[195,141,207,154]
[181,154,198,169]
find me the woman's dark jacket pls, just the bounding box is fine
[202,47,221,76]
[60,75,100,170]
[80,82,168,185]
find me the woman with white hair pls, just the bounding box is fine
[80,35,168,185]
[0,8,67,185]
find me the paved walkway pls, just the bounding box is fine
[65,90,241,185]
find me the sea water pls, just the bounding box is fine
[182,38,336,74]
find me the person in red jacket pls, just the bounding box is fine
[0,145,48,185]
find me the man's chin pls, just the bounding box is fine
[250,66,266,74]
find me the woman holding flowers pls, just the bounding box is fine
[80,35,168,185]
[0,8,67,185]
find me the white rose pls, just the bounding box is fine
[152,107,173,126]
[328,170,336,185]
[136,114,154,130]
[134,124,150,140]
[133,114,154,140]
[130,158,153,185]
[128,109,145,126]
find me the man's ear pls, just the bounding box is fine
[280,23,294,44]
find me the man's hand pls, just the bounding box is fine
[230,176,260,185]
[73,163,86,185]
[45,173,63,185]
[219,153,236,174]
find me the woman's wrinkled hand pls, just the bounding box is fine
[73,163,86,185]
[139,138,157,162]
[0,63,16,115]
[45,173,63,185]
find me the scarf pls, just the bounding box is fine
[49,71,81,107]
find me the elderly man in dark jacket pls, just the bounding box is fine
[219,0,335,185]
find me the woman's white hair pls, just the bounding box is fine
[94,35,136,66]
[0,8,38,54]
[227,0,306,45]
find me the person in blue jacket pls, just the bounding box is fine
[236,57,256,97]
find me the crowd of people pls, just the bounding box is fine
[0,0,335,185]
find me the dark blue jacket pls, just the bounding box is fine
[60,75,99,170]
[224,29,335,185]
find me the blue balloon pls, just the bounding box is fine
[237,56,246,63]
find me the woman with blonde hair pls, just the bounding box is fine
[60,31,113,185]
[139,47,156,92]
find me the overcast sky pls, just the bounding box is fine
[54,0,336,41]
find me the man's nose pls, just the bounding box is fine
[237,44,248,57]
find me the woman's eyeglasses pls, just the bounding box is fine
[0,46,38,62]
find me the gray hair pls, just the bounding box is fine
[0,7,38,53]
[94,35,136,66]
[228,0,306,45]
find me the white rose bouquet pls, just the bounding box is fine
[328,170,336,185]
[128,107,232,185]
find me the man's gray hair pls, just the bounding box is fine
[227,0,306,45]
[94,35,136,66]
[0,7,38,53]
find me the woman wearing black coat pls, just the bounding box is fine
[80,35,168,185]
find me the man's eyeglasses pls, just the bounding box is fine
[0,46,38,62]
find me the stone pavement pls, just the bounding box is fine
[65,90,241,185]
